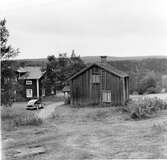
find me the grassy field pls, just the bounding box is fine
[1,94,64,131]
[130,92,167,101]
[2,97,167,159]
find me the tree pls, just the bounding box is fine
[138,71,157,94]
[1,19,19,60]
[41,55,59,94]
[42,52,86,93]
[1,19,19,106]
[69,52,85,76]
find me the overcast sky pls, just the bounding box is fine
[1,0,167,59]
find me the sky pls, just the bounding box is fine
[1,0,167,59]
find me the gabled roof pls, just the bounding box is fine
[18,67,44,80]
[99,62,128,77]
[68,62,128,80]
[62,86,70,92]
[17,67,27,73]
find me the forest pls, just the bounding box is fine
[109,58,167,94]
[13,57,167,94]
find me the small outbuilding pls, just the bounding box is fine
[68,56,129,106]
[62,86,71,104]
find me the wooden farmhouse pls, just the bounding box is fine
[68,56,129,106]
[16,67,46,99]
[16,67,59,100]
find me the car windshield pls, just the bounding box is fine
[35,101,40,104]
[27,99,38,105]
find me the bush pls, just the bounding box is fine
[1,108,43,130]
[145,85,161,94]
[145,87,157,94]
[15,94,26,102]
[137,72,157,94]
[128,97,167,119]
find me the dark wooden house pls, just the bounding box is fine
[16,67,46,99]
[16,66,62,100]
[68,56,129,106]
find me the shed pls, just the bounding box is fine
[62,86,70,104]
[68,56,129,106]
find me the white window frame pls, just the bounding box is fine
[92,75,100,83]
[51,87,54,94]
[102,90,111,103]
[26,89,33,98]
[42,88,45,96]
[26,80,32,85]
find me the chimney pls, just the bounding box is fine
[100,56,107,63]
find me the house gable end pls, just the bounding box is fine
[68,63,128,81]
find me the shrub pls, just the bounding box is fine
[145,87,158,94]
[15,94,26,102]
[1,108,43,130]
[132,91,139,95]
[128,97,167,119]
[161,88,167,93]
[137,72,157,94]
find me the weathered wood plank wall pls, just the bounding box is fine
[70,65,128,106]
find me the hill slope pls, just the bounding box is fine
[12,55,167,93]
[82,55,167,63]
[14,55,167,65]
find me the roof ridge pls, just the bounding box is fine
[19,66,44,80]
[68,62,128,81]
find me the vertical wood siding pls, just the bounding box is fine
[71,65,129,106]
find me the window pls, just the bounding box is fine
[26,80,32,85]
[92,75,100,83]
[102,91,111,102]
[51,87,54,94]
[26,89,33,98]
[42,88,45,96]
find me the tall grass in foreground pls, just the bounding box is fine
[1,108,43,131]
[151,121,167,136]
[128,97,167,119]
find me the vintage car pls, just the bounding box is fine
[26,99,44,110]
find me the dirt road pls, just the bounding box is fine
[38,102,64,119]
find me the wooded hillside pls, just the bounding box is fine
[109,58,167,93]
[13,56,167,94]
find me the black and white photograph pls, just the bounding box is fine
[1,0,167,159]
